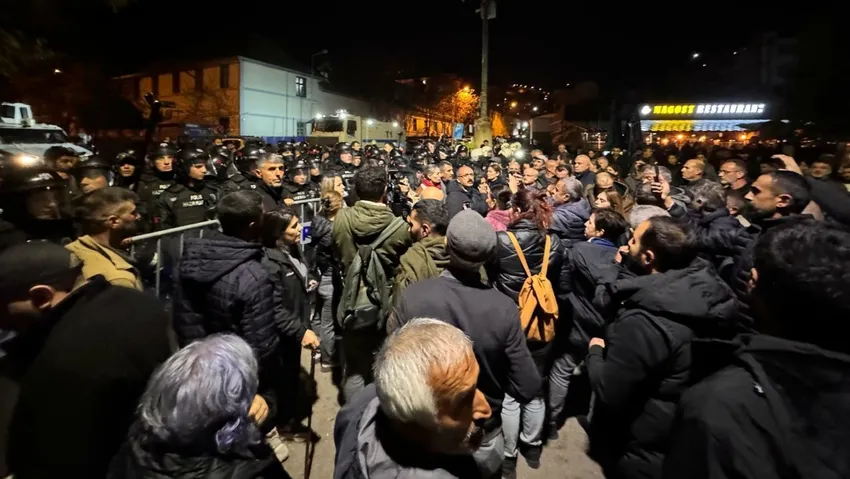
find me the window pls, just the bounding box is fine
[295,76,306,98]
[219,117,230,134]
[220,65,229,89]
[172,72,180,94]
[346,120,357,136]
[151,75,159,96]
[195,69,204,91]
[296,121,306,136]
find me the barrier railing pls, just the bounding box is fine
[127,198,321,299]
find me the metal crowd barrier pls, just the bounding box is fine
[127,198,321,299]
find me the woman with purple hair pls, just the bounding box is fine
[108,334,290,478]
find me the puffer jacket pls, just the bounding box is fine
[261,247,312,343]
[586,258,740,479]
[307,214,335,276]
[565,241,620,354]
[174,230,278,362]
[445,180,488,220]
[550,199,591,245]
[489,219,563,304]
[108,424,289,479]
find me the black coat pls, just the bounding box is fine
[389,269,543,430]
[664,334,850,479]
[586,259,740,479]
[307,214,335,276]
[565,241,620,354]
[728,215,811,328]
[4,277,174,479]
[109,425,290,479]
[488,219,563,304]
[174,230,279,361]
[445,180,488,220]
[261,247,312,343]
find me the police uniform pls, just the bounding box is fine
[154,182,219,230]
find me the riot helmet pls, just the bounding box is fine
[235,146,266,174]
[72,156,113,194]
[115,150,140,179]
[147,142,178,174]
[179,149,210,182]
[0,168,70,221]
[288,159,310,185]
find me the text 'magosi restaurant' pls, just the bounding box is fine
[638,102,769,144]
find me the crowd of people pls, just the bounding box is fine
[0,135,849,479]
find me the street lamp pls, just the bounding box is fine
[463,85,471,92]
[532,106,538,112]
[510,101,518,108]
[311,49,329,76]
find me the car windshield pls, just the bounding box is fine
[0,128,68,144]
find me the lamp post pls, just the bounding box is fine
[311,49,329,76]
[474,0,494,146]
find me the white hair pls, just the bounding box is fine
[628,205,670,229]
[374,318,473,428]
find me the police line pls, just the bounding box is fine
[126,198,322,299]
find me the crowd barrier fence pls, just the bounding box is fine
[127,198,321,299]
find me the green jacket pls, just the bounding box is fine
[332,200,412,279]
[392,235,450,302]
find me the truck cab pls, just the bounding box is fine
[308,113,405,148]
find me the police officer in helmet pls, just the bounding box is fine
[220,145,264,195]
[71,155,114,195]
[0,168,75,251]
[136,142,178,212]
[114,150,141,190]
[154,149,219,230]
[282,157,318,209]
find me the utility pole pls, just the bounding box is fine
[474,0,493,146]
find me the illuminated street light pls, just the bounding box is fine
[366,119,375,126]
[53,68,62,74]
[676,134,684,140]
[463,85,471,92]
[702,64,707,67]
[692,52,700,59]
[422,79,427,85]
[315,113,323,119]
[532,106,539,112]
[510,101,518,108]
[733,51,738,55]
[392,121,399,128]
[521,121,529,128]
[739,134,747,141]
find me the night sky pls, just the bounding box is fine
[1,0,823,93]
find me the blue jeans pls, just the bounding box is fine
[548,348,578,426]
[501,394,544,458]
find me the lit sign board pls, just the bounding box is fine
[640,103,766,116]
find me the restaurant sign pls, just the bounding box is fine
[640,103,766,116]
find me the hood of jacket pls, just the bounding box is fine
[611,258,739,337]
[550,199,591,240]
[398,235,450,281]
[353,396,478,479]
[343,201,398,238]
[179,230,264,284]
[485,209,512,230]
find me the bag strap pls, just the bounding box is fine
[369,216,407,250]
[540,235,551,278]
[506,232,533,278]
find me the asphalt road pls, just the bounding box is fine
[281,349,605,479]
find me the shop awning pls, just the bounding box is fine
[640,119,766,132]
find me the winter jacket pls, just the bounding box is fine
[485,208,511,232]
[550,199,592,246]
[445,180,488,220]
[332,200,411,278]
[334,384,479,479]
[254,181,285,212]
[109,424,290,479]
[307,214,335,276]
[576,170,596,188]
[664,334,850,479]
[389,269,543,427]
[391,235,450,302]
[262,247,313,343]
[667,204,750,279]
[66,235,142,290]
[489,219,563,304]
[728,215,811,328]
[173,230,279,362]
[5,277,174,479]
[586,258,740,479]
[806,176,850,226]
[565,241,620,354]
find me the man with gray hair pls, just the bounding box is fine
[251,151,286,210]
[389,211,542,478]
[550,177,592,243]
[109,334,289,477]
[334,318,492,478]
[628,205,670,230]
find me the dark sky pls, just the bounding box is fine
[5,0,815,92]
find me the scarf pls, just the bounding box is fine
[422,177,442,190]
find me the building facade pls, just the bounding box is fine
[115,56,373,141]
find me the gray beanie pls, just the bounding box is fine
[446,210,497,270]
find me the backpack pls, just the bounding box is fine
[338,217,407,332]
[506,232,559,342]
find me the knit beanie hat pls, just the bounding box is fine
[446,210,497,271]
